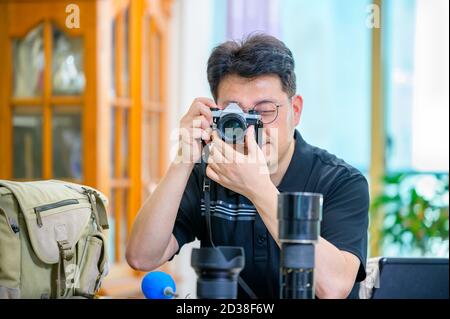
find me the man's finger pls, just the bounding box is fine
[211,130,236,161]
[207,164,232,186]
[189,98,216,122]
[210,143,228,164]
[206,165,220,183]
[245,126,259,155]
[192,115,211,130]
[197,103,213,123]
[211,130,220,140]
[189,128,210,141]
[245,125,257,144]
[194,97,217,108]
[202,128,212,142]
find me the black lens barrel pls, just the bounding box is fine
[278,192,323,299]
[191,246,245,299]
[217,113,247,143]
[278,192,323,243]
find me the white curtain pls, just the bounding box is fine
[412,0,449,171]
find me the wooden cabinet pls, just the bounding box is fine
[0,0,172,296]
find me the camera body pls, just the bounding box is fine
[211,103,263,144]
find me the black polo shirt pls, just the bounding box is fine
[171,129,369,299]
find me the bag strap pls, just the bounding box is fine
[55,240,74,298]
[82,187,109,231]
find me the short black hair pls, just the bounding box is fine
[207,34,296,101]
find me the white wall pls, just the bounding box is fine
[166,0,216,298]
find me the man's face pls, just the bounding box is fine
[216,74,303,171]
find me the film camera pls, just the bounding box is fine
[211,103,263,144]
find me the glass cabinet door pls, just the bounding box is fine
[12,23,45,179]
[13,24,44,98]
[52,106,82,179]
[13,107,43,179]
[110,7,131,262]
[11,21,85,181]
[52,24,85,96]
[142,16,164,199]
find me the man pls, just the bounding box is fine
[126,34,369,299]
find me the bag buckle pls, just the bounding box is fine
[57,240,74,261]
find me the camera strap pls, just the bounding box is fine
[201,152,258,300]
[202,162,214,248]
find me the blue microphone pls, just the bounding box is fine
[141,271,177,299]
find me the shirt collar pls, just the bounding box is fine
[277,129,314,192]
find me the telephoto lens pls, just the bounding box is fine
[191,246,245,299]
[278,192,323,299]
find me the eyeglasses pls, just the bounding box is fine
[250,101,281,124]
[222,98,291,124]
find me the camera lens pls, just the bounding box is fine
[218,114,247,143]
[277,192,323,299]
[278,192,323,244]
[191,246,245,299]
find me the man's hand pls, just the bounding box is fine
[177,98,216,164]
[206,126,273,201]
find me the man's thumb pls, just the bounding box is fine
[245,126,257,152]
